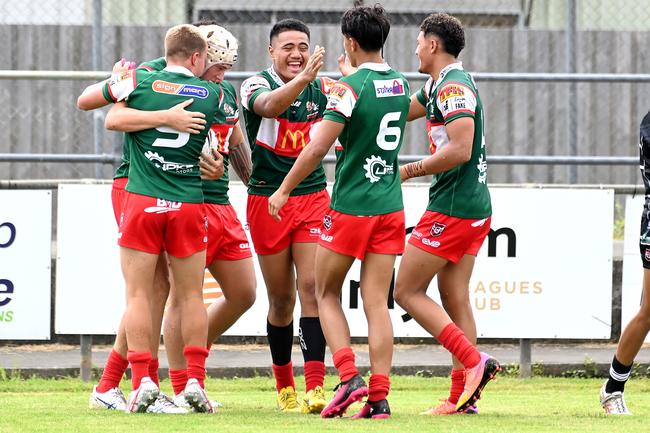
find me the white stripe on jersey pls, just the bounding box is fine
[256,117,280,148]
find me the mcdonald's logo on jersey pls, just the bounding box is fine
[273,119,312,157]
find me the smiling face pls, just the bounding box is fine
[415,31,435,74]
[269,30,310,82]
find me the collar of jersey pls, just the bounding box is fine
[434,62,464,88]
[163,65,195,77]
[357,62,391,72]
[267,67,286,86]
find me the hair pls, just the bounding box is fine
[165,24,207,60]
[340,3,390,52]
[192,19,220,27]
[420,13,465,57]
[269,19,310,44]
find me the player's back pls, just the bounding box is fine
[325,64,410,216]
[117,68,220,203]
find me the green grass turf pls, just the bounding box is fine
[1,375,649,433]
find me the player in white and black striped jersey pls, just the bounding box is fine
[600,110,650,415]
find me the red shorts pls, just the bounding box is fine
[118,191,207,258]
[247,189,330,255]
[205,203,253,265]
[409,211,491,263]
[111,177,128,226]
[319,209,405,260]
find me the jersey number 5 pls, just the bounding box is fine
[376,112,402,151]
[152,126,190,148]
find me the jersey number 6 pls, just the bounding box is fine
[376,111,402,151]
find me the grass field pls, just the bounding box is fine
[2,375,650,433]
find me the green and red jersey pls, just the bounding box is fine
[241,68,334,196]
[136,57,238,205]
[323,63,410,216]
[415,62,491,219]
[102,65,220,203]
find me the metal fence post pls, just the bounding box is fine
[80,334,93,382]
[567,0,578,184]
[519,338,532,378]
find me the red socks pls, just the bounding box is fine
[368,374,390,402]
[436,323,480,369]
[272,362,296,392]
[148,358,160,387]
[169,368,188,396]
[127,350,152,390]
[448,368,465,404]
[184,346,209,388]
[96,350,128,393]
[333,347,358,383]
[304,360,325,391]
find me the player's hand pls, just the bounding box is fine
[166,99,206,134]
[111,58,136,75]
[268,190,289,222]
[337,54,356,77]
[200,150,224,180]
[298,45,325,83]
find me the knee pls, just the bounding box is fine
[268,293,295,318]
[393,283,409,309]
[237,284,257,311]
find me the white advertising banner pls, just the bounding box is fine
[56,184,613,338]
[621,195,646,340]
[0,190,52,340]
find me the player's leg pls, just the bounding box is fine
[121,246,161,412]
[258,249,301,411]
[168,250,211,413]
[394,244,498,412]
[248,193,301,411]
[435,255,479,414]
[292,242,327,414]
[349,252,395,420]
[316,246,367,418]
[90,317,129,410]
[90,178,131,410]
[206,257,257,343]
[601,268,650,415]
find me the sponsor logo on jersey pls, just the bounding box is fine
[152,80,209,99]
[145,198,182,214]
[373,79,405,98]
[309,228,321,236]
[645,248,650,262]
[239,243,250,250]
[363,155,394,183]
[323,215,332,231]
[320,234,333,242]
[430,222,446,237]
[438,83,466,103]
[422,237,441,248]
[144,151,195,174]
[321,77,336,95]
[291,100,302,108]
[329,83,348,99]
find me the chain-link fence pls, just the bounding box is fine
[1,0,650,184]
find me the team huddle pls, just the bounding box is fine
[76,4,502,418]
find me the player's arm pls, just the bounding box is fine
[407,93,427,121]
[77,59,135,111]
[268,120,344,221]
[228,123,252,185]
[251,46,325,118]
[104,99,206,133]
[400,117,474,181]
